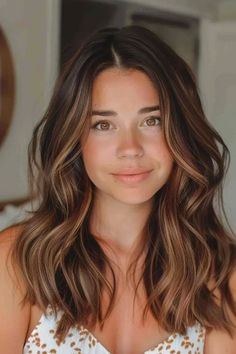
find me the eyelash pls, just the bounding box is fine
[91,116,161,131]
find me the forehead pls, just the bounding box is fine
[91,68,159,106]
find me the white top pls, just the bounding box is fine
[23,306,206,354]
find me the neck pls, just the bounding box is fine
[89,190,153,264]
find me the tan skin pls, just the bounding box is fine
[0,69,236,354]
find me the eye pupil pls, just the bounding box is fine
[148,118,155,126]
[147,117,159,126]
[101,122,108,129]
[97,121,110,130]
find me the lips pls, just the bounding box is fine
[112,169,152,176]
[111,170,152,183]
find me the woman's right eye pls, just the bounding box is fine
[91,120,112,130]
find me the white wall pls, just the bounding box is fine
[217,0,236,20]
[0,0,60,200]
[116,0,219,18]
[198,0,236,232]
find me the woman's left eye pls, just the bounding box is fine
[143,117,161,127]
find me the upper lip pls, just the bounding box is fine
[112,169,152,175]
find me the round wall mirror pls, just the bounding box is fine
[0,26,15,147]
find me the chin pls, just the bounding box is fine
[111,190,156,205]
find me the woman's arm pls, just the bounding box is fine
[0,225,30,354]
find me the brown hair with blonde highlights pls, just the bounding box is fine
[11,25,236,341]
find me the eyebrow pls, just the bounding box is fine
[91,105,160,117]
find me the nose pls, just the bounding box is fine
[117,129,144,159]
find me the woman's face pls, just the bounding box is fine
[81,68,174,205]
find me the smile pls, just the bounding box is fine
[111,170,152,183]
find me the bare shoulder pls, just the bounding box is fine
[204,266,236,354]
[0,223,25,277]
[0,224,31,353]
[0,223,24,247]
[0,223,25,278]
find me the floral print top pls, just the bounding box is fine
[23,306,206,354]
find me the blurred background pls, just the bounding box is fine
[0,0,235,232]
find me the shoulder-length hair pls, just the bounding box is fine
[11,25,236,341]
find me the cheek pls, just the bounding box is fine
[82,138,113,175]
[149,136,173,163]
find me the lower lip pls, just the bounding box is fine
[112,171,152,183]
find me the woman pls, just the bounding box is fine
[0,25,236,354]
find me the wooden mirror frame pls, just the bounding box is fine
[0,26,15,146]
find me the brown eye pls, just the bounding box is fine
[92,121,111,130]
[144,117,161,126]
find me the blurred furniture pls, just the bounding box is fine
[0,25,15,147]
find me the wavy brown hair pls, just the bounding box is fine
[11,25,236,341]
